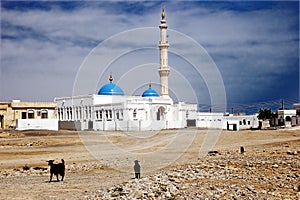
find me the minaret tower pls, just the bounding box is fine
[158,6,170,98]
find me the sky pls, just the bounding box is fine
[1,1,299,113]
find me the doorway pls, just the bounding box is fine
[0,115,3,128]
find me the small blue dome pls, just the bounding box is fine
[142,84,159,97]
[98,75,124,96]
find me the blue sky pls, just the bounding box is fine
[1,1,299,113]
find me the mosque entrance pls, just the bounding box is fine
[88,120,93,130]
[157,107,165,121]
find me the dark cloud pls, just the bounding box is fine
[1,1,298,113]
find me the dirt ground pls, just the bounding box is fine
[0,128,299,199]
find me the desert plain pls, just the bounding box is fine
[0,128,299,199]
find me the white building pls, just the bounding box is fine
[55,8,197,131]
[55,8,261,131]
[278,109,297,127]
[197,112,259,131]
[0,100,58,131]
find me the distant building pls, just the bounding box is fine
[0,100,58,130]
[197,112,259,131]
[293,103,300,115]
[278,109,297,127]
[293,103,300,126]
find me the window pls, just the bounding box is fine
[239,121,242,125]
[89,106,92,119]
[96,110,99,120]
[28,110,35,119]
[120,110,123,120]
[116,110,119,120]
[105,110,109,119]
[85,107,88,119]
[22,112,27,119]
[117,110,123,120]
[109,110,112,120]
[95,110,103,121]
[104,110,112,121]
[248,121,251,125]
[41,110,48,119]
[133,109,137,119]
[67,108,70,120]
[99,111,103,120]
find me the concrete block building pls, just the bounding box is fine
[0,100,58,130]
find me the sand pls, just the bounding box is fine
[0,128,299,199]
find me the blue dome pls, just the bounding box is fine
[98,83,124,96]
[142,85,159,97]
[98,75,124,96]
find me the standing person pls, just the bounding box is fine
[134,160,141,179]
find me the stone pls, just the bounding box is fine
[165,191,171,198]
[169,177,180,183]
[287,150,292,155]
[147,192,155,198]
[272,164,279,168]
[294,185,300,192]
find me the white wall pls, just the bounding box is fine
[197,113,225,129]
[196,113,259,130]
[16,119,58,131]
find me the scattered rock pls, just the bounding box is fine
[208,151,220,156]
[95,146,299,199]
[272,164,279,168]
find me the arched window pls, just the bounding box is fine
[157,107,165,120]
[41,110,48,119]
[28,110,35,119]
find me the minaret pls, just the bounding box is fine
[158,6,170,98]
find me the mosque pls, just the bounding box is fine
[54,8,198,131]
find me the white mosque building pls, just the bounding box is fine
[55,8,197,131]
[55,8,259,131]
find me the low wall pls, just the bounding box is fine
[16,119,58,131]
[59,121,81,130]
[92,120,174,131]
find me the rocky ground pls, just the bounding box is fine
[0,128,299,199]
[96,144,300,199]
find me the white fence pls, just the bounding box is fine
[16,119,59,131]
